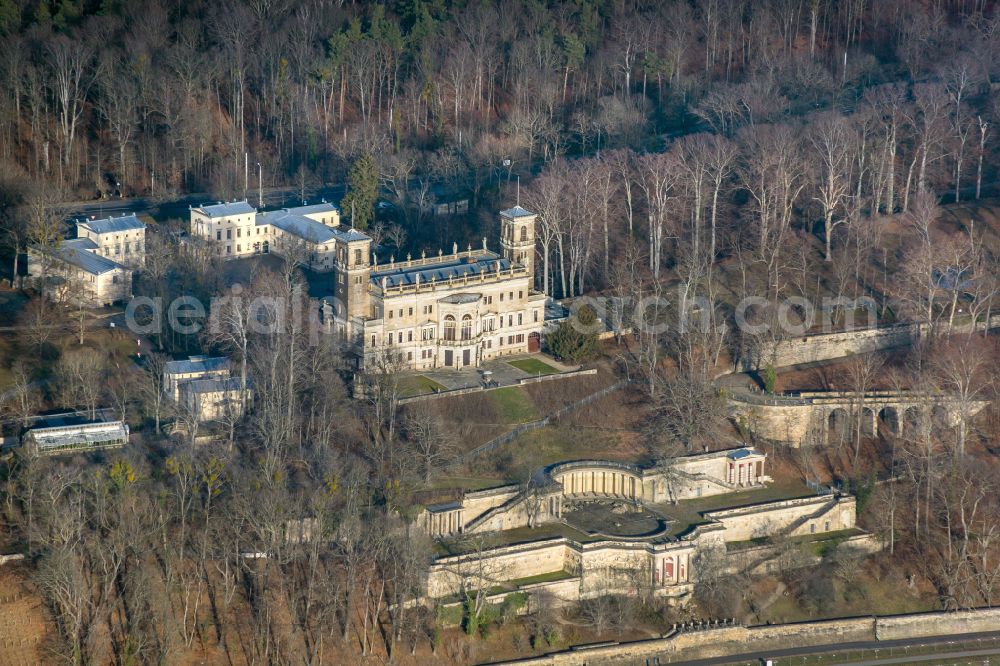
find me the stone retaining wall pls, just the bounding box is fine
[750,324,919,370]
[427,540,571,598]
[875,607,1000,640]
[438,577,583,627]
[745,315,1000,371]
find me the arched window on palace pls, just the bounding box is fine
[520,226,528,242]
[461,314,473,340]
[444,315,456,341]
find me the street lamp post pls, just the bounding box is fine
[257,162,263,208]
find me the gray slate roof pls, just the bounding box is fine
[332,226,373,242]
[440,292,481,304]
[164,356,230,375]
[62,238,99,251]
[727,447,760,460]
[194,201,256,218]
[284,202,339,217]
[266,213,338,243]
[182,376,248,394]
[372,252,510,288]
[51,245,125,275]
[426,500,462,512]
[500,205,535,218]
[261,209,370,243]
[78,214,145,234]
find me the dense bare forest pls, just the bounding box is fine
[0,0,994,199]
[2,1,1000,665]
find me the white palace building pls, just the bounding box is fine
[322,206,547,371]
[189,200,547,372]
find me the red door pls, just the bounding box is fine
[528,332,541,352]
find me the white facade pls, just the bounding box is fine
[180,377,250,422]
[188,200,545,371]
[75,214,146,267]
[164,356,251,422]
[164,356,230,400]
[327,206,545,371]
[188,200,342,269]
[420,448,867,601]
[28,239,133,307]
[190,201,258,258]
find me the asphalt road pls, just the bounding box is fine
[838,646,1000,665]
[656,630,1000,666]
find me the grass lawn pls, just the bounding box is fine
[507,358,559,375]
[487,387,539,423]
[421,476,507,492]
[492,424,625,471]
[398,374,446,397]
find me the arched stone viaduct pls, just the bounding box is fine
[731,390,989,447]
[725,317,1000,447]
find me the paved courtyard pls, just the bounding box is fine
[563,498,670,538]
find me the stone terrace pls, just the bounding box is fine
[649,478,816,538]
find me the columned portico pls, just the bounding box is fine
[425,503,464,537]
[726,448,766,486]
[553,465,644,501]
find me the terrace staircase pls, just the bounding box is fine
[775,495,841,540]
[674,469,743,492]
[463,492,530,533]
[738,496,842,575]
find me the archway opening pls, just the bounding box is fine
[879,406,899,436]
[931,404,950,431]
[861,407,877,437]
[828,408,849,445]
[903,406,923,437]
